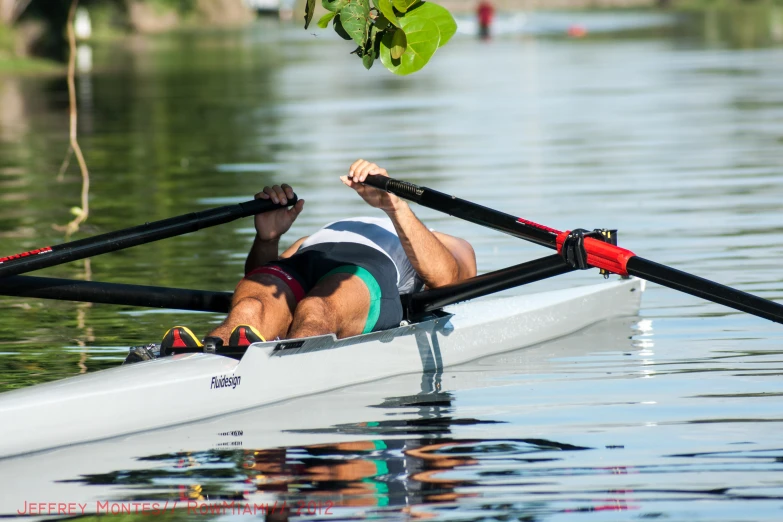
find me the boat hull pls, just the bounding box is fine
[0,278,643,458]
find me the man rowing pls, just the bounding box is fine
[160,160,477,351]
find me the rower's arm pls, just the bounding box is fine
[245,235,308,274]
[387,203,476,288]
[340,159,476,288]
[245,238,280,275]
[246,183,306,274]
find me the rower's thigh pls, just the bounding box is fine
[290,272,370,339]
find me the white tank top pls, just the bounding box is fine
[299,216,424,294]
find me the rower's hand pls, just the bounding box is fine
[254,184,304,242]
[340,159,407,214]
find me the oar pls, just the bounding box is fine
[0,196,296,279]
[0,276,232,312]
[406,254,573,315]
[364,175,783,324]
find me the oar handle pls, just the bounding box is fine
[363,174,560,248]
[0,196,296,279]
[362,176,424,201]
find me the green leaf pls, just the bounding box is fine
[317,11,336,28]
[374,14,390,30]
[390,28,406,59]
[374,0,399,27]
[406,1,457,47]
[322,0,350,13]
[361,23,380,69]
[380,16,438,75]
[333,14,353,40]
[392,0,417,13]
[362,53,375,69]
[304,0,316,29]
[367,23,380,50]
[340,0,371,46]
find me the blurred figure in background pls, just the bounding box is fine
[477,0,494,40]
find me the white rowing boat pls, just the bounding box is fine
[0,313,640,513]
[0,277,643,459]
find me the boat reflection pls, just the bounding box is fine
[241,438,487,508]
[75,433,637,519]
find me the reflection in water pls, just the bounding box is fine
[0,78,29,144]
[699,7,783,48]
[71,411,629,518]
[63,430,783,520]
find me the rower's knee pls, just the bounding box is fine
[288,296,336,338]
[231,295,265,319]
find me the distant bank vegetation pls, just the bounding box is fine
[1,0,781,73]
[0,0,254,70]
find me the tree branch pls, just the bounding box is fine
[11,0,31,23]
[55,0,90,240]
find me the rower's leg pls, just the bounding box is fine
[208,273,296,343]
[288,272,370,339]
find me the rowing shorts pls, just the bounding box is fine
[245,243,403,334]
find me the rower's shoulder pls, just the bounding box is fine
[281,236,309,259]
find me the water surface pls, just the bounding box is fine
[1,9,783,520]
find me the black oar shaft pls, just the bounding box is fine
[0,276,232,313]
[627,257,783,324]
[365,174,783,325]
[408,255,573,315]
[363,176,559,249]
[0,196,295,279]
